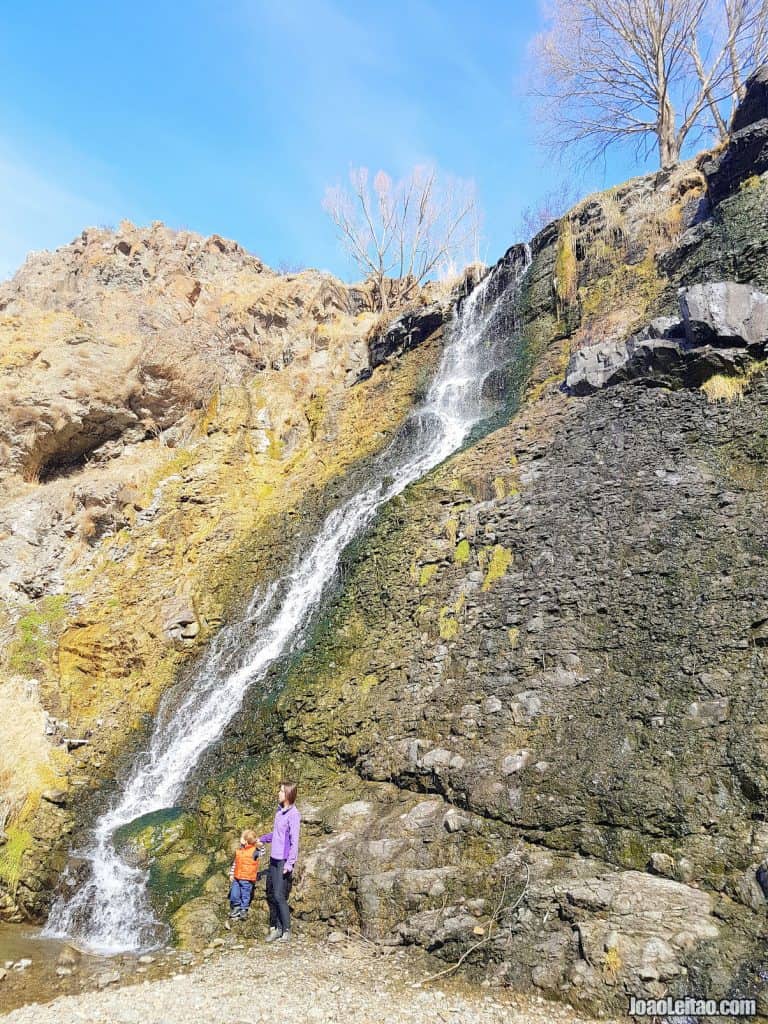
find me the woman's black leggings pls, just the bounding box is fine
[266,861,293,928]
[268,857,291,933]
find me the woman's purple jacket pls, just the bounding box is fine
[259,803,301,871]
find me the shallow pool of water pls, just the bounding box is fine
[0,922,179,1014]
[0,923,68,967]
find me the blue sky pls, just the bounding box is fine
[0,1,648,282]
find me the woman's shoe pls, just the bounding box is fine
[279,930,291,942]
[265,927,282,942]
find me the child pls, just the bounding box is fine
[228,829,261,920]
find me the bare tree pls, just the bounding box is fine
[532,0,768,168]
[323,165,479,311]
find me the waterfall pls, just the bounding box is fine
[44,248,531,954]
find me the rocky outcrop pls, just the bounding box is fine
[366,305,445,373]
[703,66,768,206]
[680,280,768,347]
[565,281,768,394]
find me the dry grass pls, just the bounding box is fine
[703,360,767,403]
[0,678,61,831]
[701,374,747,403]
[77,507,99,541]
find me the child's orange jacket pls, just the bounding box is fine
[232,843,260,882]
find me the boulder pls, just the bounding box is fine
[648,852,675,878]
[679,281,768,349]
[565,337,669,395]
[41,788,68,806]
[170,896,221,950]
[95,970,120,988]
[162,598,201,642]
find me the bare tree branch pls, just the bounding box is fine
[531,0,768,169]
[323,166,480,311]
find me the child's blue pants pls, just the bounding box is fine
[229,878,254,910]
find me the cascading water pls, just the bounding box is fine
[44,247,531,954]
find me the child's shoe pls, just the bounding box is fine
[265,927,282,942]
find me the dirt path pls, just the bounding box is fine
[1,933,623,1024]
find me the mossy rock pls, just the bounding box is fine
[170,895,221,949]
[114,807,190,862]
[113,808,212,918]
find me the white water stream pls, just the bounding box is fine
[44,250,530,953]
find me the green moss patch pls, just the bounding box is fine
[7,595,68,675]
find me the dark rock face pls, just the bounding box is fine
[702,67,768,207]
[658,169,768,294]
[366,306,445,372]
[731,65,768,133]
[194,367,768,1016]
[659,71,768,299]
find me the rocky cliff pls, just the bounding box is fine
[0,223,453,918]
[3,69,768,1020]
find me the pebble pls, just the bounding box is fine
[95,970,121,989]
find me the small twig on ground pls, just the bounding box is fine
[415,862,530,987]
[343,924,379,946]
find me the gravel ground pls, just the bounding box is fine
[1,934,622,1024]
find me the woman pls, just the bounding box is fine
[258,780,300,942]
